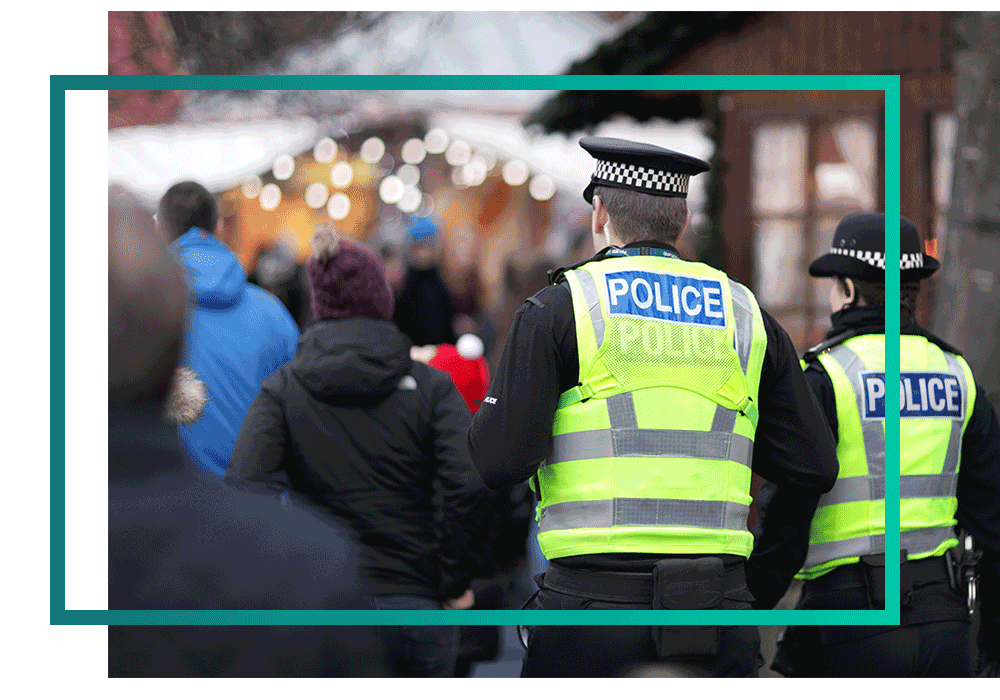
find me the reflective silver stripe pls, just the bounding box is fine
[828,344,885,476]
[728,281,754,374]
[901,473,958,499]
[804,534,885,569]
[538,497,751,533]
[942,353,967,474]
[570,269,605,349]
[902,525,957,555]
[711,405,738,433]
[804,525,957,569]
[549,428,753,467]
[819,474,957,506]
[606,392,638,429]
[820,475,884,505]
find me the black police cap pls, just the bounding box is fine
[808,212,941,282]
[580,136,710,204]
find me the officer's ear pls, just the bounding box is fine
[592,196,611,249]
[840,277,857,305]
[591,196,609,236]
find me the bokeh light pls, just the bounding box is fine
[313,137,337,163]
[327,193,351,220]
[360,137,386,164]
[398,188,422,213]
[397,164,421,187]
[330,161,354,189]
[445,140,471,167]
[502,160,529,186]
[379,175,405,204]
[241,175,262,199]
[529,174,556,201]
[260,183,282,210]
[401,138,427,165]
[305,182,330,209]
[273,154,295,181]
[424,128,449,154]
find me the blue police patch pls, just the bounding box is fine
[603,270,726,328]
[860,371,964,419]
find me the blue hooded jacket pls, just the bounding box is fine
[172,228,299,475]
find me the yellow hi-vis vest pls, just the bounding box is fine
[534,253,767,560]
[798,334,975,579]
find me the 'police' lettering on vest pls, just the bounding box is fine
[604,270,726,328]
[860,371,963,419]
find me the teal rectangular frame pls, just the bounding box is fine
[53,73,901,625]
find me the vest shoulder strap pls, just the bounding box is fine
[802,328,870,365]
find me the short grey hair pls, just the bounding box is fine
[593,185,689,245]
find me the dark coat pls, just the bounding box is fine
[227,317,490,600]
[108,405,384,677]
[394,266,457,346]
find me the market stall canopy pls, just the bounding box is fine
[108,118,320,209]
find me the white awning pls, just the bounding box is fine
[107,118,320,208]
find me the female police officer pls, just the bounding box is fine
[468,137,839,677]
[768,213,1000,677]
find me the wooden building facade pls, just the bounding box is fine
[530,10,958,350]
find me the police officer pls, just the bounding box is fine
[468,137,839,678]
[767,213,1000,677]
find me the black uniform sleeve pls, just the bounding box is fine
[955,384,1000,658]
[751,309,839,492]
[467,284,576,490]
[745,311,839,608]
[803,361,838,437]
[225,379,292,495]
[426,369,493,600]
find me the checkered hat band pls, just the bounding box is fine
[830,248,926,271]
[829,247,885,269]
[901,252,925,270]
[593,159,690,195]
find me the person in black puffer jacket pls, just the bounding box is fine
[227,222,491,678]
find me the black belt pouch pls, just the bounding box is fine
[650,558,724,658]
[860,551,911,610]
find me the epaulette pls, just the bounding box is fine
[547,246,618,285]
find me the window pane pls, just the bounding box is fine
[816,118,876,210]
[754,219,805,308]
[752,122,807,216]
[932,113,957,210]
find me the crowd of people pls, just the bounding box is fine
[107,134,998,679]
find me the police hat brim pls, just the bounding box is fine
[808,253,941,282]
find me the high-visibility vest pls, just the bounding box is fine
[798,334,975,579]
[535,253,767,560]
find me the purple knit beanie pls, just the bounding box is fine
[307,223,394,322]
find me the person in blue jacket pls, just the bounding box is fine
[158,181,299,475]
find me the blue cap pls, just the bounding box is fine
[409,217,437,243]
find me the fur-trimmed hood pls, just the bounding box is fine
[162,367,209,426]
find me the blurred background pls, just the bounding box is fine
[106,9,1000,678]
[108,10,988,359]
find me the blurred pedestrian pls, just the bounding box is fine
[768,213,1000,677]
[249,236,312,330]
[469,137,839,677]
[108,188,384,677]
[157,181,299,475]
[411,334,534,676]
[393,216,457,346]
[227,222,491,677]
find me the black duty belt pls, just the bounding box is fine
[805,554,949,592]
[541,561,746,605]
